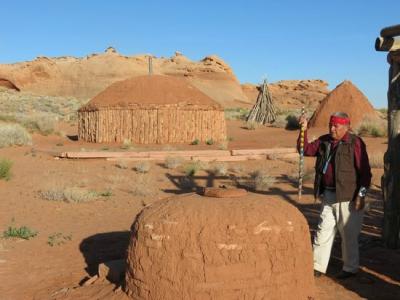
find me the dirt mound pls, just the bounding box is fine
[309,80,379,128]
[0,49,250,108]
[84,75,220,109]
[242,79,329,110]
[125,192,315,300]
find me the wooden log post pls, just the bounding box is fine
[376,24,400,248]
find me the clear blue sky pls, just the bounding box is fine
[1,1,398,108]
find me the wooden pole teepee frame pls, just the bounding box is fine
[247,79,277,124]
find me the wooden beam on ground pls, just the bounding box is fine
[191,155,266,162]
[375,37,400,52]
[59,150,231,159]
[267,152,299,160]
[380,24,400,38]
[231,148,296,156]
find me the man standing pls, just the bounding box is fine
[298,112,372,279]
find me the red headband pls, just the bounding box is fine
[330,115,350,125]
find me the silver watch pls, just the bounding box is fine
[358,187,367,197]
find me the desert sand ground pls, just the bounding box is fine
[0,120,399,300]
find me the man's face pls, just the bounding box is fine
[329,122,348,140]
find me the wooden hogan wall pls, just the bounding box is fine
[78,107,227,144]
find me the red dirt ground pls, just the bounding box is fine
[0,120,399,300]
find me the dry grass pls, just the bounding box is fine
[184,161,207,176]
[369,151,384,169]
[224,108,249,120]
[229,164,244,174]
[130,175,155,197]
[164,156,184,169]
[210,163,228,176]
[250,170,276,191]
[355,117,387,137]
[115,161,129,169]
[243,121,259,130]
[0,158,13,181]
[0,124,32,147]
[134,161,151,173]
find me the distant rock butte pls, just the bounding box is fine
[0,48,250,108]
[0,47,329,108]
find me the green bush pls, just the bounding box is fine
[3,225,38,240]
[0,158,13,180]
[0,124,32,148]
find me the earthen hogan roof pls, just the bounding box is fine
[80,75,222,110]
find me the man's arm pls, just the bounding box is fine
[354,137,372,188]
[353,137,372,210]
[297,129,321,156]
[297,116,321,156]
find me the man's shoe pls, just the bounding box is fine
[314,270,322,277]
[335,270,357,279]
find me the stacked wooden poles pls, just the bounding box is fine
[375,24,400,248]
[298,107,306,201]
[247,79,277,125]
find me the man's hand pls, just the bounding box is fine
[354,195,365,211]
[299,115,308,130]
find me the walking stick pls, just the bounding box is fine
[298,107,306,201]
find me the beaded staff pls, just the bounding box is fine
[298,107,305,200]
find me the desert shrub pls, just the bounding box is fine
[369,151,384,169]
[210,163,228,176]
[19,114,55,135]
[285,114,300,130]
[164,156,184,169]
[184,161,205,177]
[229,164,244,174]
[115,161,129,169]
[39,186,98,203]
[121,139,133,150]
[250,170,276,191]
[47,232,72,247]
[218,141,228,150]
[0,158,13,181]
[130,175,155,197]
[243,121,259,130]
[355,117,387,137]
[3,225,38,240]
[224,108,250,120]
[134,161,151,173]
[206,138,214,145]
[191,138,200,145]
[0,124,32,147]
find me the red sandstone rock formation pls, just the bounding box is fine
[0,48,250,108]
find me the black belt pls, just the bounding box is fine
[325,186,336,190]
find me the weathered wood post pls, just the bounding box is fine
[375,24,400,248]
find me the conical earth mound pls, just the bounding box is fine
[309,80,379,128]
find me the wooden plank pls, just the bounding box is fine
[375,37,400,52]
[380,24,400,38]
[267,153,299,160]
[61,152,149,159]
[191,155,266,162]
[231,148,296,156]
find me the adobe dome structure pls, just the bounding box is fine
[125,191,315,300]
[78,75,227,144]
[309,80,380,128]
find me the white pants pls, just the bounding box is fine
[313,190,364,274]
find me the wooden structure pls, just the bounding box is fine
[78,75,226,144]
[247,79,277,124]
[376,24,400,248]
